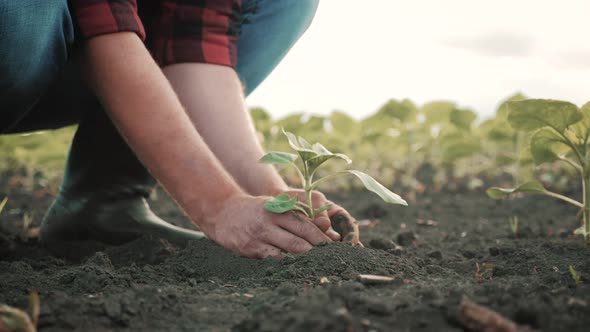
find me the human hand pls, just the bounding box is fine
[198,194,333,258]
[280,189,341,241]
[281,189,362,246]
[327,203,363,247]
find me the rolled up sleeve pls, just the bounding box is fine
[149,0,241,68]
[70,0,146,41]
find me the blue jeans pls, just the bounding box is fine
[0,0,319,133]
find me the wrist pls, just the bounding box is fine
[255,182,290,197]
[188,187,248,225]
[194,190,254,237]
[240,171,289,197]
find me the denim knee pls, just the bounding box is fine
[0,1,74,121]
[237,0,319,95]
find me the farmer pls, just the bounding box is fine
[0,1,358,258]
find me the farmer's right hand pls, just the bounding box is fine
[198,195,332,259]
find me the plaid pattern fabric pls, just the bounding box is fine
[70,0,241,67]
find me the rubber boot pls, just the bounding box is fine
[40,108,205,246]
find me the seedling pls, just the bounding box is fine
[569,265,581,286]
[487,99,590,244]
[260,129,407,219]
[0,291,39,332]
[0,196,7,215]
[508,216,519,239]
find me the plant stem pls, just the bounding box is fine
[543,190,584,208]
[559,131,585,167]
[558,156,583,174]
[514,132,524,187]
[306,183,314,218]
[584,173,590,244]
[292,163,306,189]
[301,160,314,218]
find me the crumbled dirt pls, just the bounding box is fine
[1,175,589,331]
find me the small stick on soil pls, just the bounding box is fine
[357,274,395,285]
[458,297,534,332]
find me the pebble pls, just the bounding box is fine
[427,251,443,260]
[489,247,500,256]
[461,250,476,259]
[397,231,416,246]
[369,238,397,250]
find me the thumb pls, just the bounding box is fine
[314,211,341,241]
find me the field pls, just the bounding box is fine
[1,180,589,331]
[1,96,590,331]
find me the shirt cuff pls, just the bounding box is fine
[70,0,146,41]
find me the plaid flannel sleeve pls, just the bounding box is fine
[70,0,146,41]
[149,0,241,67]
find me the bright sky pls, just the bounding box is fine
[247,0,590,121]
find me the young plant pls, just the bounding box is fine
[0,196,7,215]
[569,265,581,286]
[0,291,39,332]
[487,99,590,244]
[260,129,407,219]
[508,216,519,239]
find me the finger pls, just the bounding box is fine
[313,211,341,241]
[248,243,284,259]
[312,211,331,232]
[326,227,342,241]
[285,190,331,232]
[265,226,313,254]
[276,213,332,246]
[327,201,347,218]
[308,192,341,240]
[328,206,362,246]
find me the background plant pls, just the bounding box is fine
[0,95,580,201]
[487,99,590,243]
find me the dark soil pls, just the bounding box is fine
[1,174,589,331]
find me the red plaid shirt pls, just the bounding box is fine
[70,0,241,67]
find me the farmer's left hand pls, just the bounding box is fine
[282,189,363,246]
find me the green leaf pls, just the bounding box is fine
[304,115,325,132]
[307,143,352,175]
[264,194,299,214]
[507,99,582,134]
[344,170,407,205]
[283,129,317,161]
[477,118,515,141]
[441,140,481,162]
[570,101,590,142]
[530,128,569,165]
[486,181,546,199]
[312,142,352,162]
[0,196,7,214]
[259,152,299,165]
[421,101,455,124]
[275,113,304,132]
[330,111,358,134]
[250,107,271,121]
[377,99,416,122]
[450,108,477,130]
[496,93,527,119]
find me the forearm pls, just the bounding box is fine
[163,63,289,196]
[81,33,245,223]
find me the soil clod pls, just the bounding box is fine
[396,231,416,246]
